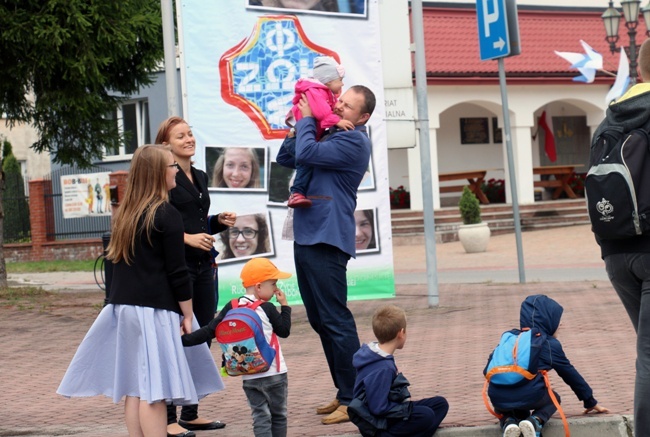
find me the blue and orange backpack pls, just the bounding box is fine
[483,328,570,436]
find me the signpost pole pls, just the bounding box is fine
[498,58,526,283]
[411,0,439,307]
[476,0,525,283]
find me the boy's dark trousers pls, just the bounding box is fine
[375,396,449,437]
[495,390,561,428]
[280,136,312,195]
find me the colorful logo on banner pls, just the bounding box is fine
[219,15,339,139]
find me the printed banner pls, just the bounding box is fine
[178,0,394,306]
[61,172,112,219]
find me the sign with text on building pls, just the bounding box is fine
[60,172,111,219]
[385,87,415,149]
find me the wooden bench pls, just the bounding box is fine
[438,170,489,204]
[533,165,582,200]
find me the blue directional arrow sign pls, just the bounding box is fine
[476,0,510,61]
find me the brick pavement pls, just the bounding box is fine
[0,225,636,437]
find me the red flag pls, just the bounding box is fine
[538,110,557,162]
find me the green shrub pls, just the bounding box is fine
[2,140,31,243]
[459,186,481,225]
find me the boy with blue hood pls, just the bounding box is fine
[348,304,448,436]
[485,295,609,437]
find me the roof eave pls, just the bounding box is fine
[423,74,616,86]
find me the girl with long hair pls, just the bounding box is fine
[58,145,223,436]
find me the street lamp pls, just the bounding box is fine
[602,0,650,84]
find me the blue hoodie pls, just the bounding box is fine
[349,342,412,431]
[487,295,597,410]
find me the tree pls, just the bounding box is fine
[0,0,164,288]
[0,0,164,167]
[0,140,6,288]
[3,141,30,244]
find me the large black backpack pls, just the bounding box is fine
[585,127,650,240]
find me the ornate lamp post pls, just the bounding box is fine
[602,0,650,85]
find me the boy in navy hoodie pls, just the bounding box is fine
[348,304,448,436]
[485,295,609,437]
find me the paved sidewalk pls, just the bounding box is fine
[1,225,636,436]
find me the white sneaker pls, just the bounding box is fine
[504,423,521,437]
[519,419,539,437]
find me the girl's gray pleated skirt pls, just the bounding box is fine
[57,304,224,405]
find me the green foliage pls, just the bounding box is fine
[459,186,482,225]
[2,139,12,158]
[7,259,96,273]
[2,141,31,243]
[0,286,52,311]
[0,0,164,167]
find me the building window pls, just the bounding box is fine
[105,99,150,160]
[19,160,28,196]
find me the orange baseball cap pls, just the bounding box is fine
[240,258,291,287]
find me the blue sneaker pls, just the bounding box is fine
[519,416,542,437]
[502,417,521,437]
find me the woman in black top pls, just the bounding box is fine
[57,145,223,435]
[156,117,236,436]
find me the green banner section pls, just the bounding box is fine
[217,266,395,309]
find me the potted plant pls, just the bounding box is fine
[458,186,491,253]
[389,185,410,209]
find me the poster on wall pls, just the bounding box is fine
[178,0,394,306]
[60,172,112,219]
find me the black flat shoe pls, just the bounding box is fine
[167,431,195,437]
[178,420,226,430]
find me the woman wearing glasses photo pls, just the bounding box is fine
[218,213,271,260]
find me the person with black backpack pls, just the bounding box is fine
[483,295,608,437]
[587,38,650,437]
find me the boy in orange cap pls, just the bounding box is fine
[182,258,292,436]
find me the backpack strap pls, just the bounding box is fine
[482,379,503,419]
[248,300,264,310]
[231,298,263,310]
[270,332,280,371]
[541,370,571,437]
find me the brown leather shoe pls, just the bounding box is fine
[321,406,349,425]
[316,398,340,415]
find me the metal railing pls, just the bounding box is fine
[43,167,112,240]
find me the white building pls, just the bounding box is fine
[383,1,632,209]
